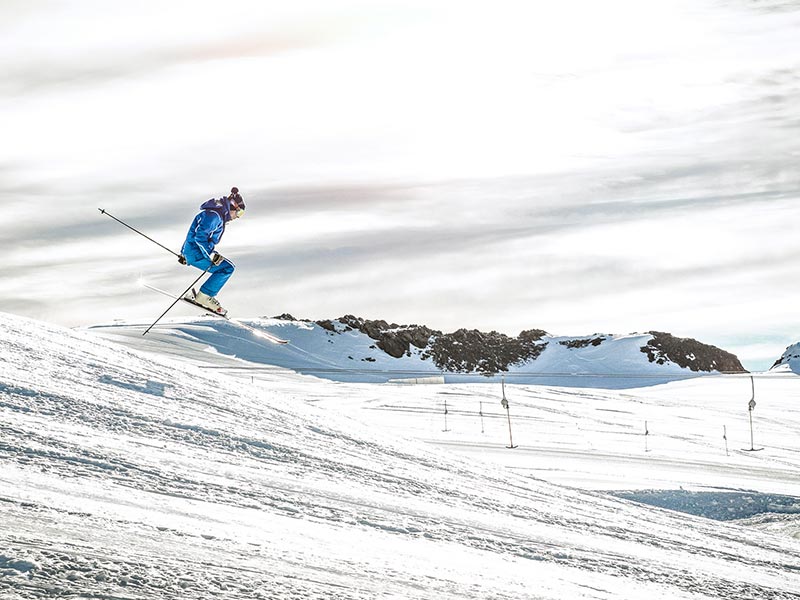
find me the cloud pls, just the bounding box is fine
[1,33,335,97]
[740,0,800,13]
[221,179,800,318]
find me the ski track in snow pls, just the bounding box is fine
[1,313,800,599]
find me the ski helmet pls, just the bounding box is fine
[229,186,245,217]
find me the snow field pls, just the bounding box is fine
[1,313,799,599]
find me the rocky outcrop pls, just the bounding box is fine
[272,313,300,321]
[424,328,548,375]
[560,336,606,349]
[326,316,549,371]
[304,315,744,376]
[770,343,800,372]
[337,315,439,359]
[641,332,746,373]
[315,319,337,333]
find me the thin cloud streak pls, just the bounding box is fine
[1,32,338,97]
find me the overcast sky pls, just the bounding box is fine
[2,0,800,370]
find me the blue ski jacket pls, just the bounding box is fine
[182,198,233,261]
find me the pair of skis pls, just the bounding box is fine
[142,282,288,344]
[99,208,288,345]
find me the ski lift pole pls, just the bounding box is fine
[748,375,756,451]
[98,208,184,261]
[723,425,729,456]
[501,376,517,449]
[744,375,763,452]
[142,268,209,336]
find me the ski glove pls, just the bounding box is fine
[210,252,226,266]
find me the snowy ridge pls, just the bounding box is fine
[2,311,800,599]
[87,316,737,388]
[771,342,800,374]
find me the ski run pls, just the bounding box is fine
[1,311,799,599]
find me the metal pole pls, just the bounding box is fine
[142,268,209,336]
[501,376,517,448]
[749,375,756,451]
[743,375,763,452]
[723,425,729,456]
[99,208,183,259]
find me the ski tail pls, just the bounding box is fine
[141,282,289,344]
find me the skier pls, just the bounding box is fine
[180,187,246,316]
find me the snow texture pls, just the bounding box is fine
[1,311,800,599]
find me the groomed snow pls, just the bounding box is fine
[2,312,799,599]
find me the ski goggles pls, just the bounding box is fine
[230,194,246,217]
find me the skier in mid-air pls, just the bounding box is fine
[180,187,246,316]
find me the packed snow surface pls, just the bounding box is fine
[2,312,800,599]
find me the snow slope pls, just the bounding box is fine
[772,342,800,374]
[87,316,722,387]
[2,312,800,599]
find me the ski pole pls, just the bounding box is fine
[98,208,184,261]
[142,268,209,336]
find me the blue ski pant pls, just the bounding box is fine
[183,246,235,297]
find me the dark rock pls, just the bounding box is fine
[337,315,440,359]
[377,335,408,359]
[377,327,440,358]
[518,329,548,343]
[560,336,607,349]
[316,319,336,333]
[428,328,548,375]
[771,346,800,370]
[641,331,746,373]
[273,312,746,376]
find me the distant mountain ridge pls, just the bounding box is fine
[85,313,746,387]
[274,314,746,377]
[771,342,800,374]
